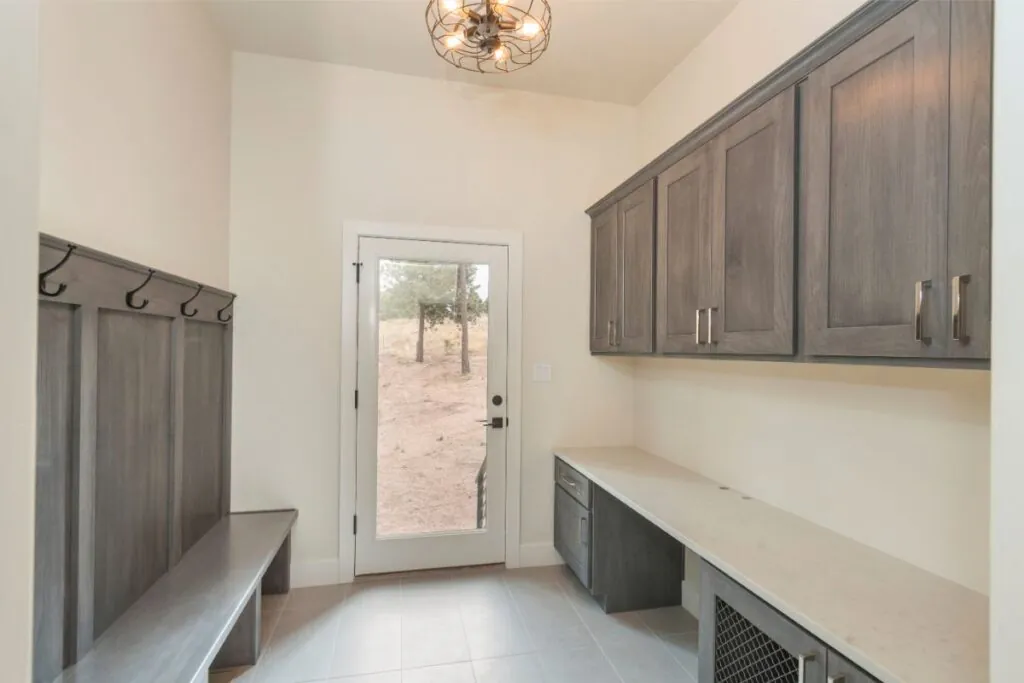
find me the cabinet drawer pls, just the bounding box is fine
[699,560,826,683]
[555,458,590,508]
[554,486,591,589]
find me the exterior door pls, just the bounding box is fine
[355,237,508,575]
[657,144,712,354]
[617,181,655,353]
[803,1,950,358]
[710,87,796,355]
[590,205,618,353]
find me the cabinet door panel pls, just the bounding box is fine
[827,650,882,683]
[947,0,992,359]
[804,1,950,357]
[590,205,618,353]
[617,181,655,353]
[657,145,711,354]
[711,87,796,355]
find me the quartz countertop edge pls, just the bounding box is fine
[553,446,988,683]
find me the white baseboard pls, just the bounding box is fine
[291,559,342,588]
[518,542,563,568]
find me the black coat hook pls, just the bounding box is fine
[217,294,236,323]
[126,269,156,310]
[39,244,77,297]
[180,285,203,318]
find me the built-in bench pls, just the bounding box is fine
[55,510,297,683]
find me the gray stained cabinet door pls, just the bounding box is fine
[657,144,712,354]
[590,204,618,353]
[616,181,656,353]
[947,0,992,359]
[804,1,951,358]
[827,650,882,683]
[710,87,796,355]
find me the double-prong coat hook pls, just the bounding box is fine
[126,269,156,310]
[217,294,236,323]
[180,284,203,318]
[39,244,77,297]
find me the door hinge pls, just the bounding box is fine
[353,515,358,535]
[354,390,359,409]
[352,261,363,284]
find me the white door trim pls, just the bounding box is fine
[339,220,524,582]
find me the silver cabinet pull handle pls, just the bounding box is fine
[827,676,846,683]
[707,307,718,345]
[914,280,931,343]
[611,320,619,347]
[797,653,816,683]
[695,309,703,346]
[606,320,613,347]
[579,517,588,546]
[560,474,578,491]
[952,274,971,342]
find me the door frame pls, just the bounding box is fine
[338,220,524,582]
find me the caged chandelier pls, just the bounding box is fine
[426,0,552,74]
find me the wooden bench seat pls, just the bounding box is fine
[55,510,297,683]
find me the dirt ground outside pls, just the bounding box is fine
[375,316,489,536]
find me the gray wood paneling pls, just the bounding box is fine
[711,87,796,355]
[617,181,656,353]
[55,511,296,683]
[804,1,950,358]
[656,144,712,355]
[947,0,992,359]
[34,303,75,683]
[590,485,682,614]
[590,205,619,352]
[69,307,98,663]
[181,320,226,554]
[94,311,174,639]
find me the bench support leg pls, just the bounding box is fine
[263,532,291,595]
[212,587,261,670]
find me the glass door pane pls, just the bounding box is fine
[375,259,490,537]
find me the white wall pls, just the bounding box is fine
[0,1,41,680]
[632,0,990,595]
[229,53,638,583]
[990,0,1024,676]
[638,0,866,163]
[39,0,232,287]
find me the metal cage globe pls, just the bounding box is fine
[425,0,552,74]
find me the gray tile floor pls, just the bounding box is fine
[210,565,699,683]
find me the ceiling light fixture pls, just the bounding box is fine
[426,0,552,74]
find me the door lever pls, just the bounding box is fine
[478,417,505,429]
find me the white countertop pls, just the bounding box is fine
[554,446,988,683]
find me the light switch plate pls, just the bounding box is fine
[532,364,552,382]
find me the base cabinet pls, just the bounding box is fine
[699,560,882,683]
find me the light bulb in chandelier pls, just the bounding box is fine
[519,20,540,38]
[492,45,508,61]
[445,32,463,49]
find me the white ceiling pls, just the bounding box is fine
[207,0,740,105]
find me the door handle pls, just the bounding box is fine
[952,274,971,343]
[914,280,931,344]
[579,517,588,546]
[695,309,704,346]
[478,417,505,429]
[797,653,816,683]
[606,320,613,347]
[706,307,718,346]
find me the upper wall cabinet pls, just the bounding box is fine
[590,181,655,354]
[587,0,992,366]
[656,88,796,356]
[803,0,991,359]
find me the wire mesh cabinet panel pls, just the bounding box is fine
[699,560,826,683]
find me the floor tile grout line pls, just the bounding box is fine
[553,570,628,683]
